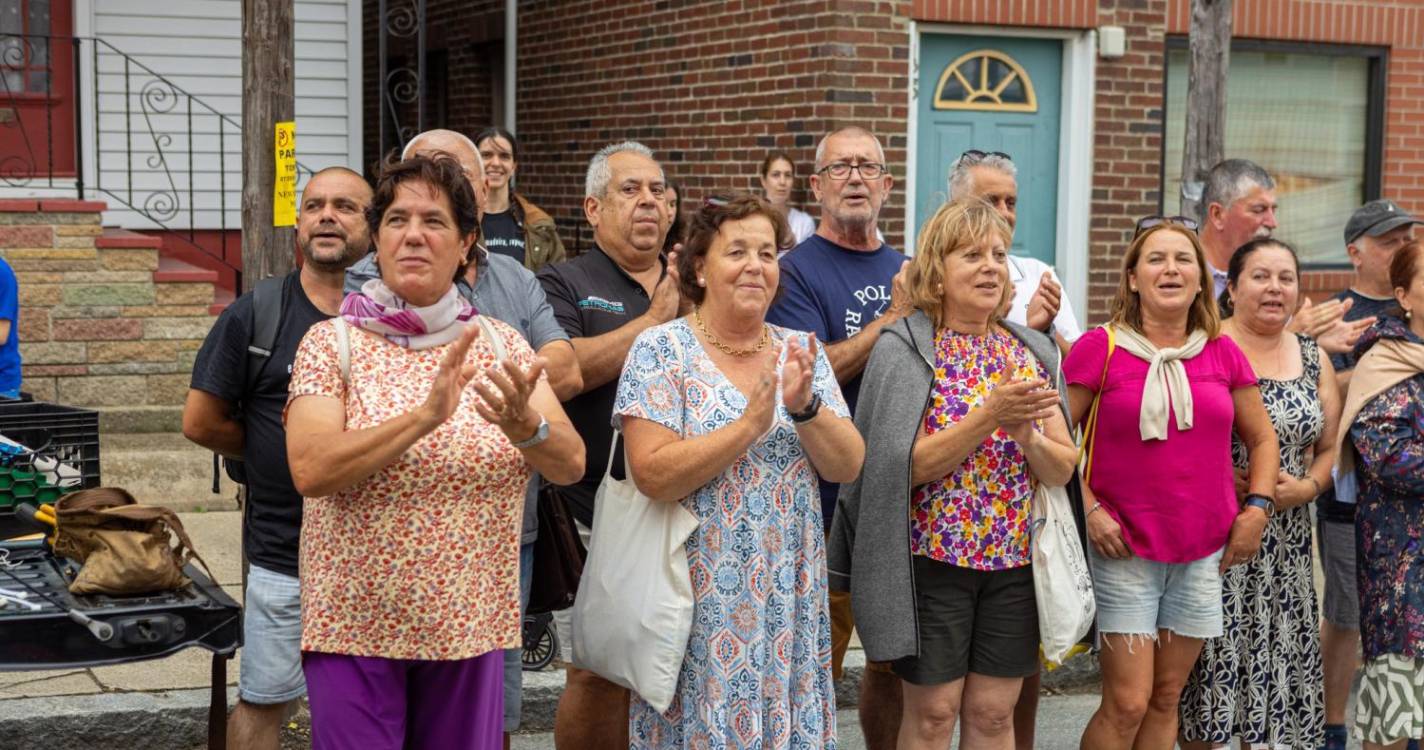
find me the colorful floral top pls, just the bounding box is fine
[910,327,1044,571]
[285,317,538,661]
[1348,316,1424,662]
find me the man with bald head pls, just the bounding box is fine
[346,128,581,743]
[184,166,373,750]
[767,125,910,750]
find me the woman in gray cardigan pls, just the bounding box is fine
[828,199,1078,749]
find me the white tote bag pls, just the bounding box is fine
[1031,479,1096,664]
[1032,358,1095,665]
[570,431,700,714]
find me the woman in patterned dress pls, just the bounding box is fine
[828,199,1079,750]
[614,193,865,749]
[1342,240,1424,750]
[284,155,585,749]
[1179,238,1339,749]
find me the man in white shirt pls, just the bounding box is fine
[946,150,1082,354]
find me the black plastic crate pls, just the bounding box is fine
[0,402,100,530]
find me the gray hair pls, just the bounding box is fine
[402,129,483,170]
[813,126,886,171]
[1199,158,1275,221]
[585,140,658,199]
[946,152,1017,200]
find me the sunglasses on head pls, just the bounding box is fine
[959,149,1012,163]
[1134,215,1199,238]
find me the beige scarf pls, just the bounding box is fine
[1334,336,1424,477]
[1113,326,1210,441]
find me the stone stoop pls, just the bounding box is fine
[99,433,238,512]
[2,200,219,433]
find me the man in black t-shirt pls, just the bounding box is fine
[1316,199,1421,750]
[183,167,372,750]
[539,140,676,750]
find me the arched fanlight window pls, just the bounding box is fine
[933,49,1038,113]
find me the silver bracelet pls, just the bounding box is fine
[1086,502,1103,518]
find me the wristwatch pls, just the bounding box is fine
[788,394,822,424]
[511,414,550,449]
[1243,493,1277,518]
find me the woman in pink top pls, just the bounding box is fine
[1064,218,1280,750]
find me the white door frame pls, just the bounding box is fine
[905,22,1096,327]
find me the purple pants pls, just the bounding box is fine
[303,650,504,750]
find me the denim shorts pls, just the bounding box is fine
[239,564,306,704]
[1088,544,1225,641]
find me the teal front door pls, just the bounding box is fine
[915,35,1062,264]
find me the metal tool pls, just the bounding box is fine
[0,550,112,641]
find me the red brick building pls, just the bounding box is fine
[369,0,1424,320]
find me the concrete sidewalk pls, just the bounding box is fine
[0,509,1102,749]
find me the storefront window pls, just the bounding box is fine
[1164,44,1379,266]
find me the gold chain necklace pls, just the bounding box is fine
[693,308,770,357]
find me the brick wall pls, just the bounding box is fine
[1,200,218,409]
[514,0,914,252]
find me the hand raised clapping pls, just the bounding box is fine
[781,334,819,414]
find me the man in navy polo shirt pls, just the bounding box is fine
[766,125,911,750]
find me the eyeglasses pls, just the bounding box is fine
[817,162,886,180]
[959,149,1012,163]
[1133,215,1199,238]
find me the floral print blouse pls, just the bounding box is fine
[286,318,537,661]
[910,327,1043,571]
[1349,316,1424,662]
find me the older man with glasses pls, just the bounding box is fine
[765,125,911,750]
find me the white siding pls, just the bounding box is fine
[84,0,359,231]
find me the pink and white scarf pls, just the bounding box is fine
[339,278,477,349]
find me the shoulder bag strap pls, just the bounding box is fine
[333,317,351,385]
[1079,324,1116,484]
[475,314,506,362]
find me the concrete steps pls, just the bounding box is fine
[98,432,237,512]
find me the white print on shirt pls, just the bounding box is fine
[844,284,891,336]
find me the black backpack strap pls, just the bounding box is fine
[244,274,290,394]
[218,274,291,490]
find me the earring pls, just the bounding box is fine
[697,277,706,287]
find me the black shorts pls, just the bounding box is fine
[892,556,1040,686]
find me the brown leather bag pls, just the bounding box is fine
[526,483,587,615]
[51,487,215,596]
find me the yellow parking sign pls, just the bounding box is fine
[273,122,296,227]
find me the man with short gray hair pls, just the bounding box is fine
[1198,158,1279,298]
[946,149,1081,351]
[540,140,677,750]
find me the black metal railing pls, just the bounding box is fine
[1,33,314,278]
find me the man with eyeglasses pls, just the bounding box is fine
[947,149,1082,357]
[766,125,911,750]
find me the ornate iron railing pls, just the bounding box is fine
[0,33,313,270]
[378,0,427,158]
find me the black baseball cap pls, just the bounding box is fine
[1345,199,1422,244]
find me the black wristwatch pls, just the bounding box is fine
[1244,493,1277,518]
[789,393,822,424]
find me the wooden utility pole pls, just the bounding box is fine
[1180,0,1232,219]
[240,0,296,291]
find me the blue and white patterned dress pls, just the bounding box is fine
[613,318,848,750]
